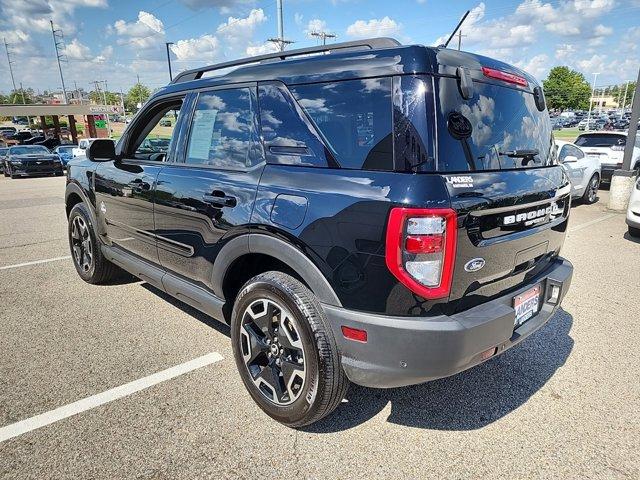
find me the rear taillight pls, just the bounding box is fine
[481,66,528,87]
[385,208,457,299]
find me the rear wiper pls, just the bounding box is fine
[498,149,540,158]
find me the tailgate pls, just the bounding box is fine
[443,166,570,312]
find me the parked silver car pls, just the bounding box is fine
[556,140,601,204]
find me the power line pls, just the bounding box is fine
[267,0,294,51]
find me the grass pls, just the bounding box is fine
[553,127,581,142]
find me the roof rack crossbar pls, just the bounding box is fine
[170,37,401,84]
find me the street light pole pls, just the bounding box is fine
[586,72,599,132]
[165,42,174,81]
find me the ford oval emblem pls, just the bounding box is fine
[464,258,485,272]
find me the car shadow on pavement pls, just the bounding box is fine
[140,283,231,337]
[306,309,574,433]
[140,282,573,433]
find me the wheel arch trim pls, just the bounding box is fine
[211,233,342,307]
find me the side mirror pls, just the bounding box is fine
[562,155,578,163]
[87,139,116,162]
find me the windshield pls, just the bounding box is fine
[0,148,8,155]
[435,77,553,172]
[10,146,50,155]
[575,134,625,148]
[57,146,76,153]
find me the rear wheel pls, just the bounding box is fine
[629,226,640,238]
[231,271,348,427]
[582,173,600,204]
[68,203,122,284]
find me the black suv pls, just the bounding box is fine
[65,38,573,427]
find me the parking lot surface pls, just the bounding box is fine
[1,176,639,479]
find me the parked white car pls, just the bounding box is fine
[627,177,640,237]
[556,140,601,203]
[574,132,640,183]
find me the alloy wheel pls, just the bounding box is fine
[71,216,93,272]
[239,299,306,405]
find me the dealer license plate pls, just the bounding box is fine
[513,284,541,327]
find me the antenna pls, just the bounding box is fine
[50,20,69,104]
[441,10,470,49]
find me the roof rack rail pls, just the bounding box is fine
[171,37,402,84]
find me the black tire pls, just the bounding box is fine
[231,271,348,427]
[68,203,122,284]
[629,226,640,238]
[582,173,600,204]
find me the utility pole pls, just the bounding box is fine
[310,30,336,46]
[4,37,19,103]
[268,0,293,51]
[586,72,599,132]
[608,67,640,211]
[50,20,68,104]
[165,42,174,81]
[621,81,630,114]
[457,30,467,51]
[19,82,32,127]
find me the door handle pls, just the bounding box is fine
[202,191,237,208]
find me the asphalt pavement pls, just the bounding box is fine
[0,176,638,479]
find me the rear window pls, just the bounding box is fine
[575,134,626,148]
[289,78,393,170]
[435,77,553,172]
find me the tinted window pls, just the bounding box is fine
[134,102,182,160]
[436,77,553,171]
[289,78,393,170]
[394,76,436,171]
[575,134,626,148]
[186,88,257,169]
[258,83,331,167]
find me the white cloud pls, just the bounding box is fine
[216,8,267,46]
[515,54,550,80]
[555,44,576,61]
[305,19,327,36]
[346,17,402,38]
[62,38,92,60]
[113,11,165,49]
[576,54,607,73]
[171,34,220,61]
[246,41,278,56]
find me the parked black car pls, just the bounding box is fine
[0,147,8,174]
[4,145,64,178]
[65,38,573,426]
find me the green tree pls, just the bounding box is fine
[542,66,592,110]
[89,90,121,105]
[125,82,151,112]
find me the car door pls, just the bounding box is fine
[153,85,264,290]
[94,94,185,265]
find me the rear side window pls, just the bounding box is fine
[289,78,393,170]
[186,88,259,169]
[575,134,626,148]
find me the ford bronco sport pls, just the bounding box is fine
[65,38,573,427]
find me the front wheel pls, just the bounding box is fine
[582,173,600,204]
[68,203,123,284]
[231,271,348,427]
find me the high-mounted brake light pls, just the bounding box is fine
[385,208,457,300]
[481,66,528,87]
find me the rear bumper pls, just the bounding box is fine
[600,165,619,182]
[323,257,573,388]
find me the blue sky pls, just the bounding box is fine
[0,0,638,94]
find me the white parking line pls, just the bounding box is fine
[0,256,71,271]
[0,352,224,443]
[569,213,618,233]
